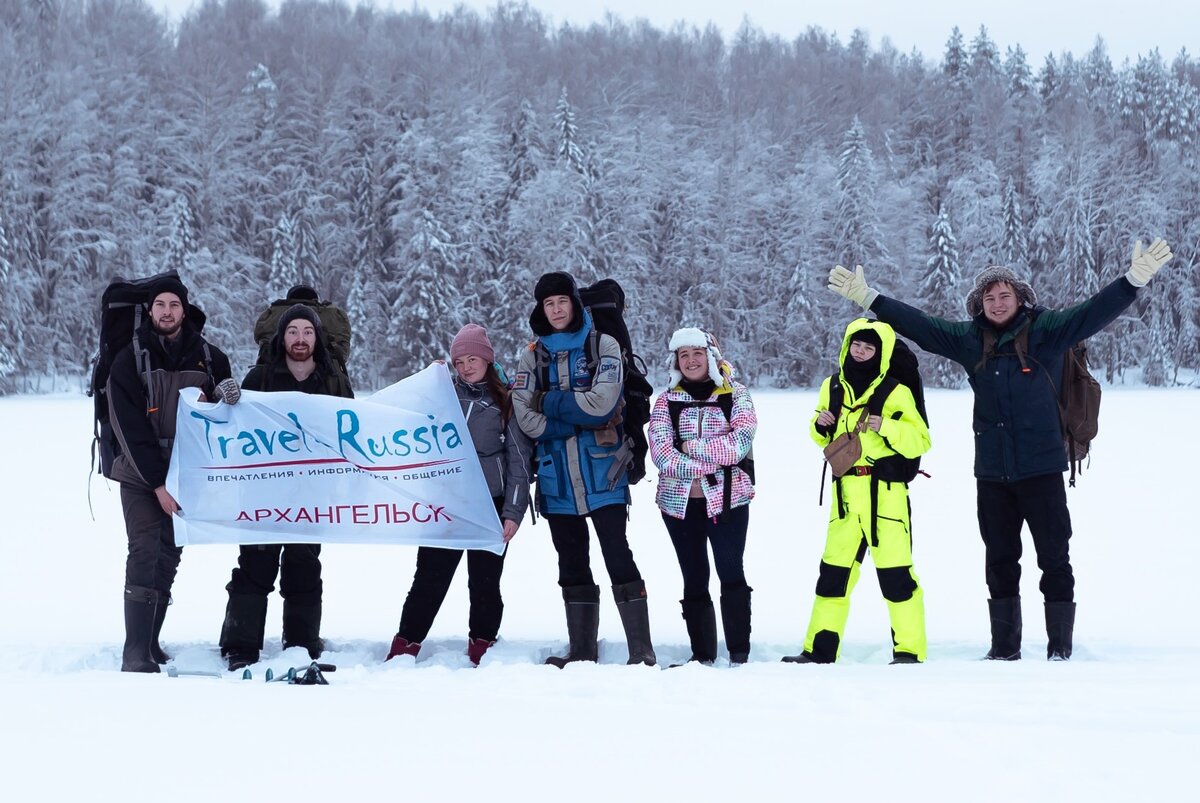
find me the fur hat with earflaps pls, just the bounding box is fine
[964,266,1038,318]
[667,327,727,387]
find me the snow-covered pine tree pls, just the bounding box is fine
[269,213,297,299]
[1001,180,1028,267]
[554,87,586,175]
[920,205,965,387]
[0,212,18,384]
[832,116,889,269]
[164,194,198,274]
[1004,45,1033,97]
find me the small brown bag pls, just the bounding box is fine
[823,409,869,477]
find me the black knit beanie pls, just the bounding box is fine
[530,272,584,335]
[148,276,189,307]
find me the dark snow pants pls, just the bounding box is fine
[662,499,749,602]
[397,497,507,642]
[120,484,182,594]
[977,474,1074,602]
[547,504,642,588]
[226,543,323,606]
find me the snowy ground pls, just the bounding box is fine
[1,388,1196,801]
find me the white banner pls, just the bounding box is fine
[166,365,504,554]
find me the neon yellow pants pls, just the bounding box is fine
[803,476,926,662]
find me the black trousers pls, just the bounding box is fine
[397,497,507,642]
[662,499,750,601]
[120,485,182,593]
[977,474,1074,602]
[546,504,642,589]
[226,543,323,605]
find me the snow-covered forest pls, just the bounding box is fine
[0,0,1197,392]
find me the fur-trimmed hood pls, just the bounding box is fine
[964,266,1038,318]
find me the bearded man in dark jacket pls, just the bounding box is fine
[107,276,234,672]
[218,302,354,670]
[827,238,1173,661]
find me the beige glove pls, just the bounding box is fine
[827,264,879,310]
[1125,238,1173,287]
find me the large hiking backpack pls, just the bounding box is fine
[87,269,209,479]
[827,335,929,485]
[667,392,756,516]
[252,288,353,394]
[987,316,1101,487]
[535,278,653,484]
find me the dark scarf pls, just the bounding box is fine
[842,354,882,399]
[680,379,716,401]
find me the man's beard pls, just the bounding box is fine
[153,319,182,338]
[286,343,313,362]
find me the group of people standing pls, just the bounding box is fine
[106,236,1175,673]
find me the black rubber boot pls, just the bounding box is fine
[282,600,324,659]
[150,594,171,665]
[985,597,1022,660]
[121,585,162,673]
[613,580,656,666]
[1045,601,1076,661]
[721,583,752,664]
[219,592,268,670]
[671,597,717,667]
[545,585,600,668]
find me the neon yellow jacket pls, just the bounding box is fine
[810,319,930,467]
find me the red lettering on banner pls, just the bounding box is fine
[274,508,293,523]
[314,507,334,524]
[293,507,313,524]
[351,505,369,524]
[391,504,410,523]
[254,509,272,522]
[370,504,390,525]
[412,503,431,523]
[429,505,450,523]
[236,511,252,522]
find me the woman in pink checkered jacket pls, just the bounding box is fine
[648,328,757,666]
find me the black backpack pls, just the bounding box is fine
[827,335,929,484]
[535,278,653,484]
[667,393,756,517]
[87,269,210,479]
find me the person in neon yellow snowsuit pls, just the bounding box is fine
[785,319,931,664]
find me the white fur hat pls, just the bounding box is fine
[668,327,724,387]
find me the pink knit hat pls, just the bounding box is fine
[450,324,495,363]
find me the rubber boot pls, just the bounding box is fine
[613,580,657,666]
[545,584,600,668]
[670,597,717,667]
[467,637,495,666]
[985,596,1022,661]
[219,592,268,670]
[149,594,171,665]
[721,583,752,664]
[121,585,161,673]
[282,600,323,659]
[386,635,420,661]
[1045,601,1076,661]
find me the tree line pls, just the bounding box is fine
[0,0,1196,392]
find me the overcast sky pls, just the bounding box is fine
[148,0,1196,65]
